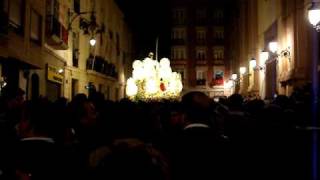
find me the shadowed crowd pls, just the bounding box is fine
[0,85,318,180]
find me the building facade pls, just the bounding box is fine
[170,0,233,97]
[0,0,133,101]
[236,0,320,99]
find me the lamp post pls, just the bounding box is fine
[308,2,320,32]
[308,3,320,180]
[68,10,104,47]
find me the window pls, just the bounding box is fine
[213,26,224,39]
[196,29,206,42]
[213,46,224,60]
[213,66,224,85]
[72,32,79,67]
[30,9,42,44]
[196,48,206,60]
[0,0,9,34]
[9,0,24,32]
[196,70,206,85]
[213,9,224,19]
[175,69,185,81]
[1,0,8,13]
[116,33,120,56]
[196,70,205,80]
[196,8,206,24]
[172,47,187,60]
[213,9,224,23]
[196,8,206,20]
[172,28,186,40]
[172,8,186,24]
[74,0,80,14]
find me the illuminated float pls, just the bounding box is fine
[126,53,183,101]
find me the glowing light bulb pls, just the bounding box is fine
[89,38,96,46]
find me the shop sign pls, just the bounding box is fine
[47,64,63,84]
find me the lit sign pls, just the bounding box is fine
[47,64,63,84]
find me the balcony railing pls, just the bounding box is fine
[0,10,8,35]
[196,39,206,45]
[213,59,224,65]
[196,60,207,65]
[211,78,224,86]
[211,39,224,45]
[172,20,186,26]
[171,39,186,45]
[45,0,68,50]
[45,15,68,50]
[196,79,206,86]
[195,19,207,26]
[86,55,118,79]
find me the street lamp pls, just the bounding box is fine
[308,2,320,32]
[231,73,238,81]
[89,37,96,46]
[269,41,278,53]
[249,58,257,69]
[239,67,247,75]
[260,50,269,61]
[68,9,104,46]
[268,41,291,61]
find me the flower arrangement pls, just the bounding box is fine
[126,55,183,101]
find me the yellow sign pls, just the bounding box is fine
[47,64,64,84]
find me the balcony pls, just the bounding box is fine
[74,0,80,14]
[86,55,118,79]
[172,20,186,26]
[45,16,68,50]
[211,18,225,25]
[171,39,186,45]
[213,59,224,65]
[211,38,224,45]
[195,19,208,26]
[0,10,8,35]
[210,78,224,86]
[196,79,206,86]
[171,59,187,65]
[196,60,207,65]
[196,39,207,45]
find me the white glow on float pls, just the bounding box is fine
[126,55,183,101]
[126,78,138,96]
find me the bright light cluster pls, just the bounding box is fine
[126,57,183,101]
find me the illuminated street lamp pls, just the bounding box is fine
[308,2,320,31]
[89,37,96,46]
[249,58,257,69]
[231,74,238,81]
[269,41,278,53]
[260,50,269,62]
[239,67,246,75]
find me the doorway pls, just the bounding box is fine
[31,73,39,100]
[71,79,79,98]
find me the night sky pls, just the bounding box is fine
[115,0,171,59]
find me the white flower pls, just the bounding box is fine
[126,78,138,97]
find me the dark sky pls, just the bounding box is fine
[115,0,171,59]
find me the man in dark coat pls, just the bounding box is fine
[14,99,66,180]
[172,91,226,180]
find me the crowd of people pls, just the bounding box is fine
[0,85,318,180]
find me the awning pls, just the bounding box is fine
[0,57,40,69]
